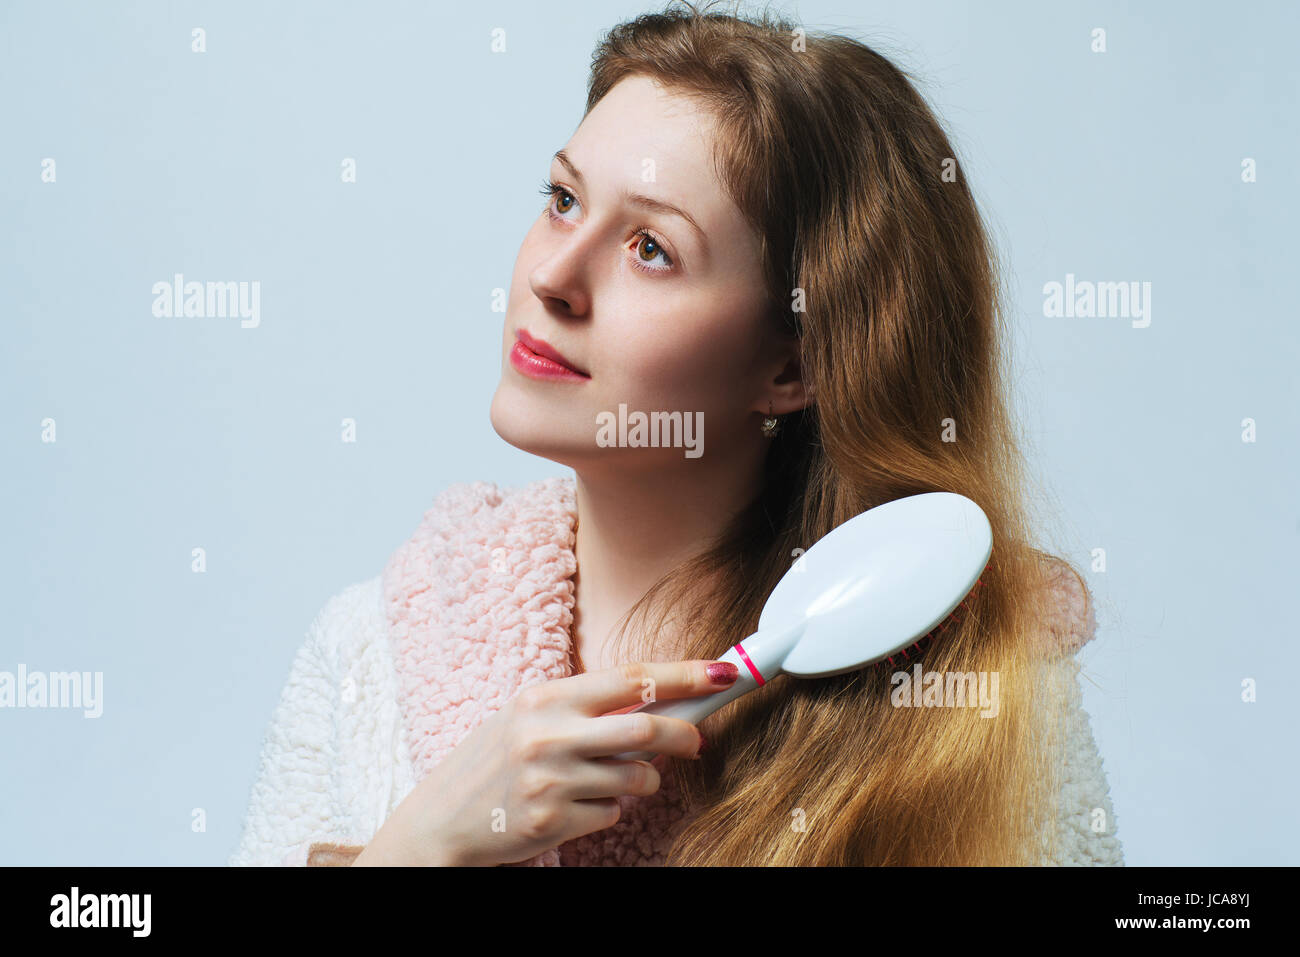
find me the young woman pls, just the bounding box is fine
[231,1,1122,867]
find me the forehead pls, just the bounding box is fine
[565,76,721,203]
[561,75,760,262]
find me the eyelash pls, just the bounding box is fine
[537,177,676,274]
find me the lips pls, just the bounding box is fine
[512,325,590,377]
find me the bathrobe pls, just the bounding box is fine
[228,476,1124,867]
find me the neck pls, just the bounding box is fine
[569,451,764,672]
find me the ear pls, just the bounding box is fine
[759,338,813,417]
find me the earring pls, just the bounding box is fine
[760,401,781,439]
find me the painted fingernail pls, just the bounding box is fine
[707,662,739,685]
[695,730,708,758]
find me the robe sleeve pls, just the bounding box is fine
[1042,654,1125,865]
[228,596,370,866]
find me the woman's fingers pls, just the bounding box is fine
[527,659,737,717]
[564,758,663,801]
[571,711,706,762]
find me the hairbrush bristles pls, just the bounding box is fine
[872,576,985,671]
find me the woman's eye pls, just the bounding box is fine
[539,178,579,219]
[538,178,675,273]
[633,232,673,271]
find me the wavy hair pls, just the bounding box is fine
[589,0,1079,865]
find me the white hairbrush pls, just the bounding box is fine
[612,491,992,761]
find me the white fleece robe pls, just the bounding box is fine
[228,477,1125,867]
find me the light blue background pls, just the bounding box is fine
[2,0,1296,866]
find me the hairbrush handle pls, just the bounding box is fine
[609,622,803,762]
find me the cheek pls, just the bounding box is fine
[604,294,761,409]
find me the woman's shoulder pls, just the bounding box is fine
[303,475,580,678]
[1031,552,1098,658]
[300,476,576,657]
[300,575,388,675]
[1033,649,1125,866]
[1044,651,1125,865]
[1027,555,1123,865]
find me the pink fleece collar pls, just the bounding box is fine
[381,476,579,777]
[381,475,702,866]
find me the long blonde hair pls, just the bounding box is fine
[590,0,1075,865]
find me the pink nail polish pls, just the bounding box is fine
[707,662,739,685]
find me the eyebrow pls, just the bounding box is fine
[553,149,709,252]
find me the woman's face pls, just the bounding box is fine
[490,74,791,473]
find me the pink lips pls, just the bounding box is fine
[511,329,590,382]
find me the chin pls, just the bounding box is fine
[489,383,586,468]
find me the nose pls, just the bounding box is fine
[528,225,596,318]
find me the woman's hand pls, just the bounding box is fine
[352,659,738,866]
